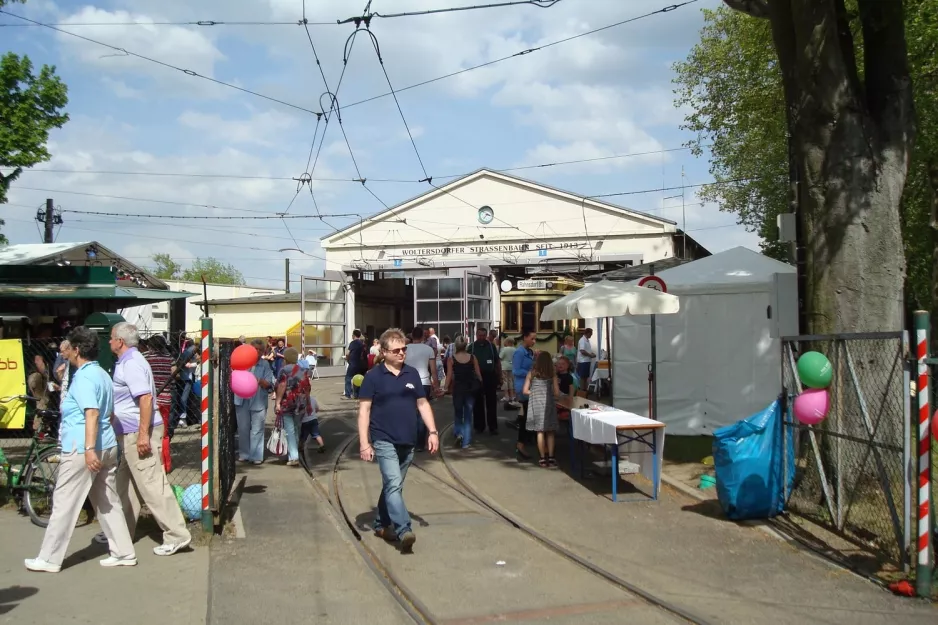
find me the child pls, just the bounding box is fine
[297,359,326,453]
[522,350,560,468]
[555,356,575,397]
[499,337,518,407]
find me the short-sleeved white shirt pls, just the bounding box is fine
[576,336,593,364]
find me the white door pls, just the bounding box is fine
[300,276,348,374]
[414,275,465,341]
[466,271,493,336]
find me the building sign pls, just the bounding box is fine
[518,279,554,290]
[397,241,590,257]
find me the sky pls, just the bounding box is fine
[0,0,758,290]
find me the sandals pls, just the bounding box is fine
[539,456,558,468]
[538,457,549,468]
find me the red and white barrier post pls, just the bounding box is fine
[200,318,214,533]
[913,310,932,597]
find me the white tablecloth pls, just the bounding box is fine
[570,408,665,489]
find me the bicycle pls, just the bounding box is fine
[0,395,94,528]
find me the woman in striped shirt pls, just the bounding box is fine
[142,335,175,427]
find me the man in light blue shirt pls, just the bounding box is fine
[26,326,136,573]
[235,338,274,464]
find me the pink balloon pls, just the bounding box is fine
[231,369,258,399]
[794,388,829,425]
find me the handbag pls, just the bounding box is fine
[266,414,287,456]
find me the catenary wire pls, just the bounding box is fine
[339,1,699,111]
[0,10,324,117]
[12,145,703,181]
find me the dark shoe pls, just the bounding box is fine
[317,446,327,454]
[515,447,531,461]
[454,436,463,448]
[538,457,549,468]
[547,456,558,468]
[374,527,395,542]
[400,531,416,554]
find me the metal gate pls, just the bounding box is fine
[300,275,348,376]
[780,332,911,567]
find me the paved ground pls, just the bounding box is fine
[212,376,935,624]
[0,509,208,624]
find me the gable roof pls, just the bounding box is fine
[320,168,676,244]
[0,241,168,289]
[641,246,793,289]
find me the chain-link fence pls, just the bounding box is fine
[780,332,911,567]
[1,334,205,493]
[215,340,237,517]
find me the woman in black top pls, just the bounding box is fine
[444,336,482,449]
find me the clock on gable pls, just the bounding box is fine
[477,205,495,225]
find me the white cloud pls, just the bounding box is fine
[55,7,226,96]
[101,77,144,99]
[177,110,295,147]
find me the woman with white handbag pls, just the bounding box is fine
[235,339,275,465]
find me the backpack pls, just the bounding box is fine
[469,341,498,373]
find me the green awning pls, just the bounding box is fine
[0,284,196,301]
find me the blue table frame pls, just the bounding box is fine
[570,423,663,503]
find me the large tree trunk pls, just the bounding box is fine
[725,0,914,543]
[726,0,914,334]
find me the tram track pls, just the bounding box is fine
[303,415,717,625]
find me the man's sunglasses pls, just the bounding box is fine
[385,347,407,355]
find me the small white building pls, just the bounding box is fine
[299,168,708,374]
[121,281,285,336]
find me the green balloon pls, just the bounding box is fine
[797,351,832,389]
[172,484,186,508]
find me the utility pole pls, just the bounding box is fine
[285,258,290,293]
[36,198,60,243]
[681,167,687,259]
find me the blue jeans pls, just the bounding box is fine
[576,362,591,384]
[372,440,414,538]
[453,393,475,448]
[282,411,302,462]
[235,404,267,462]
[175,379,193,423]
[344,367,361,398]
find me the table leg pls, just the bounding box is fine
[652,429,659,501]
[611,443,618,503]
[568,421,575,474]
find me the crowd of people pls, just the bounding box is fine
[25,323,193,574]
[232,337,325,467]
[353,324,596,553]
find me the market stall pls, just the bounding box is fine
[541,280,679,501]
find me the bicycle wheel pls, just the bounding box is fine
[24,447,96,528]
[23,446,62,528]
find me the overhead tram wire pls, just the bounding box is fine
[0,10,322,117]
[13,145,701,181]
[10,176,768,222]
[338,1,699,112]
[359,26,589,266]
[355,0,563,21]
[0,19,335,27]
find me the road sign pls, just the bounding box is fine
[638,275,667,293]
[393,259,402,267]
[538,249,548,257]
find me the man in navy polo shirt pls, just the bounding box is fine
[358,328,440,553]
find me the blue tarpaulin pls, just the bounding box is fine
[712,399,794,520]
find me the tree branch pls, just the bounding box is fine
[723,0,770,19]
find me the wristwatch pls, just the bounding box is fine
[428,431,439,436]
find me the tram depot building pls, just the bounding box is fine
[294,169,710,375]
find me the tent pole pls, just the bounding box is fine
[650,264,658,420]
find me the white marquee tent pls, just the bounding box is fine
[612,247,797,436]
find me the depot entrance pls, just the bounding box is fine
[301,268,494,364]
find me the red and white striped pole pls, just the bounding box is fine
[200,318,214,534]
[913,311,932,597]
